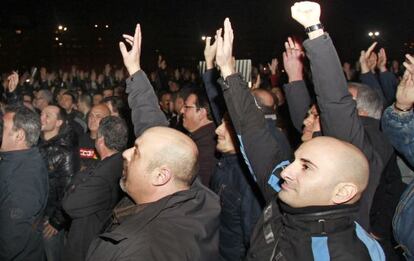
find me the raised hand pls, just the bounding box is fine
[268,58,278,75]
[395,71,414,111]
[216,18,235,79]
[359,42,377,74]
[204,29,221,70]
[119,24,142,75]
[283,37,304,83]
[7,71,19,93]
[291,2,321,28]
[377,48,387,72]
[403,54,414,75]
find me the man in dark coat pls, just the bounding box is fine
[0,105,49,261]
[86,23,220,260]
[62,116,128,261]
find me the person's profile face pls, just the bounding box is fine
[215,119,236,154]
[278,141,336,208]
[181,94,202,132]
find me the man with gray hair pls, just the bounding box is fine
[34,89,54,112]
[348,81,406,257]
[0,105,49,260]
[348,82,383,120]
[63,116,128,261]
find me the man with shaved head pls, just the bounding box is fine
[86,23,220,260]
[214,8,385,260]
[78,103,111,170]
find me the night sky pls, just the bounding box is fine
[0,0,413,71]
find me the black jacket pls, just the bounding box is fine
[0,147,49,261]
[210,154,264,261]
[189,122,218,186]
[62,152,124,261]
[303,34,384,230]
[39,125,77,230]
[217,34,385,260]
[86,181,221,261]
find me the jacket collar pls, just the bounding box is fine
[98,186,199,242]
[189,122,216,141]
[279,201,360,235]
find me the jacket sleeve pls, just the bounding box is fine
[303,34,373,156]
[126,70,169,137]
[381,106,414,167]
[62,174,111,219]
[359,72,386,106]
[283,80,312,133]
[378,71,398,106]
[203,68,226,126]
[219,74,290,202]
[49,148,74,230]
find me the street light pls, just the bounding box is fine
[374,31,380,36]
[105,25,109,28]
[63,27,67,31]
[55,37,59,41]
[368,32,374,37]
[94,24,98,28]
[58,25,63,30]
[201,36,206,41]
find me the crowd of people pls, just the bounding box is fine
[1,1,414,260]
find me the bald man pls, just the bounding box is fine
[86,127,221,260]
[78,104,111,170]
[213,16,385,260]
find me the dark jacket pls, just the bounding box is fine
[86,181,221,261]
[217,34,384,260]
[210,154,264,261]
[189,122,218,186]
[303,34,384,230]
[0,147,49,261]
[62,152,124,261]
[247,201,385,261]
[39,125,77,230]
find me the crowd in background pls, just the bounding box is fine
[1,2,414,261]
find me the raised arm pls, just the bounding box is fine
[382,70,414,167]
[202,31,226,126]
[215,18,290,202]
[119,24,168,137]
[282,37,312,132]
[292,2,369,153]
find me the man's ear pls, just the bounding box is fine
[56,119,64,129]
[15,128,26,143]
[332,182,358,204]
[198,107,207,119]
[152,166,172,186]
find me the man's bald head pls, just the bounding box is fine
[122,126,199,204]
[252,89,276,108]
[279,136,369,208]
[142,127,199,185]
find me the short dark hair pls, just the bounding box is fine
[63,91,77,103]
[79,94,92,108]
[97,116,128,152]
[102,96,125,115]
[189,89,212,120]
[6,105,41,147]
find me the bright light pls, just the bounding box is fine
[374,31,380,36]
[64,27,67,31]
[59,42,63,46]
[58,25,63,30]
[201,36,206,41]
[15,29,22,34]
[105,25,109,28]
[368,32,374,37]
[94,24,98,28]
[55,37,59,41]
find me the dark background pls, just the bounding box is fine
[0,0,413,71]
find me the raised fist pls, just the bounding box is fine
[291,1,321,28]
